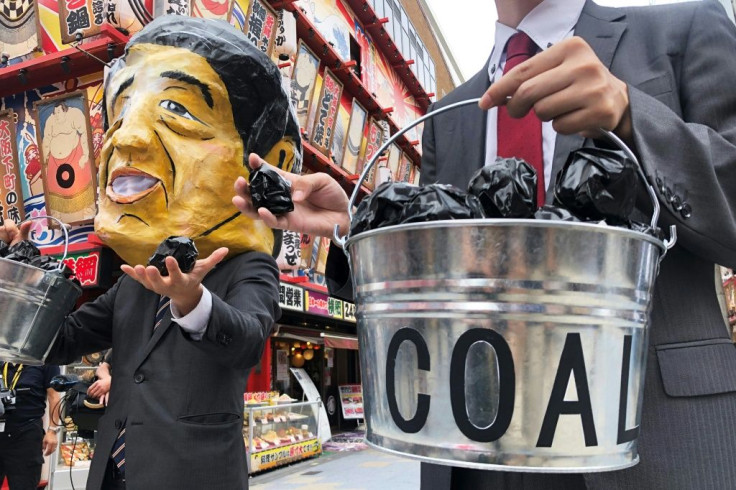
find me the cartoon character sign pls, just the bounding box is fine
[96,16,302,266]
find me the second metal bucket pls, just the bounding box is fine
[337,98,675,472]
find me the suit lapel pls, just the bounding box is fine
[134,290,174,370]
[548,0,628,202]
[455,68,491,176]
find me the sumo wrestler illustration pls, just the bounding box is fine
[96,15,302,265]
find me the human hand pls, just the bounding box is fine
[100,392,109,406]
[233,153,350,239]
[120,247,229,316]
[479,37,632,144]
[43,431,58,456]
[0,221,31,246]
[87,377,111,399]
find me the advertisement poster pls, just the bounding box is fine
[296,0,351,61]
[276,349,289,381]
[154,0,189,17]
[244,0,277,56]
[34,90,97,225]
[0,111,25,225]
[356,117,383,190]
[58,0,105,43]
[338,384,364,420]
[340,98,367,174]
[0,0,40,61]
[250,438,321,472]
[289,40,320,130]
[309,68,343,156]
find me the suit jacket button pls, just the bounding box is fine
[115,419,122,429]
[663,187,673,202]
[681,203,692,219]
[671,195,682,211]
[134,373,145,383]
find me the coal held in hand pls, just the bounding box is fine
[148,237,199,276]
[351,182,422,235]
[553,147,638,224]
[249,166,294,215]
[468,157,538,218]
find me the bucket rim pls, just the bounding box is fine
[0,256,83,295]
[344,218,666,253]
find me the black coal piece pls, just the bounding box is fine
[147,236,199,276]
[0,240,8,257]
[534,205,580,222]
[553,147,639,223]
[249,166,294,216]
[3,240,41,263]
[351,182,422,235]
[399,184,484,224]
[29,255,75,279]
[468,157,538,218]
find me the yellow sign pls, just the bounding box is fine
[250,438,321,472]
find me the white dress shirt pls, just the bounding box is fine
[170,287,213,340]
[485,0,587,190]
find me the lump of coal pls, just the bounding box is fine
[468,157,538,218]
[249,166,294,215]
[399,184,484,224]
[351,182,422,235]
[534,205,580,222]
[0,240,8,257]
[3,240,41,263]
[29,255,75,279]
[147,236,199,276]
[553,147,638,224]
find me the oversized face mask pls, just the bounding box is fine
[96,43,289,265]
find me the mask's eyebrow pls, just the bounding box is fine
[111,75,135,110]
[160,70,214,108]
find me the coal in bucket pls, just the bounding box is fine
[0,217,82,365]
[334,99,676,472]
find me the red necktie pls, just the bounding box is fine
[497,32,545,206]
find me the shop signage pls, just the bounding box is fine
[338,384,364,420]
[343,302,356,323]
[59,0,105,43]
[304,290,329,317]
[310,68,344,156]
[279,283,304,311]
[0,111,25,226]
[245,0,278,56]
[58,249,101,287]
[357,117,384,190]
[328,297,343,320]
[250,438,321,472]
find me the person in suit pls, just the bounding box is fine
[234,0,736,488]
[1,15,301,490]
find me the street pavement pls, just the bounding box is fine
[249,447,421,489]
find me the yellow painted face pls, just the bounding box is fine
[96,43,286,265]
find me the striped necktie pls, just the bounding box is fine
[110,296,170,476]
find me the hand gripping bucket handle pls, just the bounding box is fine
[334,97,676,255]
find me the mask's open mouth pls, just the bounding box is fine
[107,168,162,204]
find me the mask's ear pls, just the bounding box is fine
[262,136,302,174]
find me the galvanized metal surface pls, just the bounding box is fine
[0,257,81,365]
[347,219,664,472]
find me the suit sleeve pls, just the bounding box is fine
[628,1,736,268]
[45,277,121,366]
[420,102,437,185]
[195,252,280,370]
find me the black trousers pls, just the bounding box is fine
[0,421,44,490]
[101,459,126,490]
[421,462,588,490]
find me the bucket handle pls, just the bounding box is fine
[18,216,72,272]
[334,97,676,255]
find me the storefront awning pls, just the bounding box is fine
[321,333,359,350]
[274,325,324,345]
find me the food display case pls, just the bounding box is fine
[244,399,322,473]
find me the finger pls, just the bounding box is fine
[144,265,168,291]
[529,85,586,123]
[232,195,258,218]
[234,176,251,198]
[200,247,229,271]
[505,66,575,119]
[19,221,32,241]
[550,107,599,135]
[120,264,145,284]
[291,173,327,202]
[257,207,280,228]
[248,152,267,172]
[480,42,569,110]
[165,256,184,282]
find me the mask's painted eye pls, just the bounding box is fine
[159,100,196,121]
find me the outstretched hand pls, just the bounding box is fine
[120,247,229,316]
[0,221,31,246]
[233,153,350,239]
[479,36,632,144]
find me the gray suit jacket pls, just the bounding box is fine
[420,1,736,488]
[47,251,280,490]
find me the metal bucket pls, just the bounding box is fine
[335,99,676,472]
[0,217,82,365]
